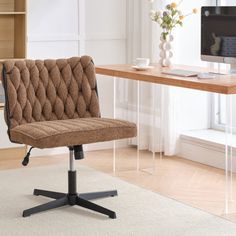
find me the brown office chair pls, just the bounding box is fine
[2,56,137,219]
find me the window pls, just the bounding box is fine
[211,0,236,132]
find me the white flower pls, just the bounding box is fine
[157,10,163,16]
[157,19,162,24]
[150,16,155,21]
[150,10,155,15]
[150,10,156,20]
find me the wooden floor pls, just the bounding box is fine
[1,147,236,222]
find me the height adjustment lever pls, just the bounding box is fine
[22,147,34,166]
[74,145,84,160]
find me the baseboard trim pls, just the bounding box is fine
[179,129,236,172]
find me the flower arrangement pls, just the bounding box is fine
[149,0,197,40]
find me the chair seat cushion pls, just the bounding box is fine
[10,118,137,149]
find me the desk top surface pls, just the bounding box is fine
[95,64,236,95]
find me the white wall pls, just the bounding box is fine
[174,0,213,66]
[84,0,126,118]
[27,0,79,59]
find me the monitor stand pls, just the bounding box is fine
[224,58,236,74]
[230,64,236,74]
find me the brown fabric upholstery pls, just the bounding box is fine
[3,56,100,129]
[10,118,136,149]
[2,56,137,148]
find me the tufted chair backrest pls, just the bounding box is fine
[2,56,100,130]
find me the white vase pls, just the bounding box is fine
[159,34,173,67]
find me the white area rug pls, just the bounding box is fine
[0,164,236,236]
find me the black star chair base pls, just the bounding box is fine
[23,147,117,219]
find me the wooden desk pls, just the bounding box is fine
[96,64,236,94]
[96,63,234,213]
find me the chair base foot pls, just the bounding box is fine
[79,190,118,201]
[23,189,118,219]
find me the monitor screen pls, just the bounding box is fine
[201,7,236,59]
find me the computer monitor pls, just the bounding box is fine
[201,6,236,73]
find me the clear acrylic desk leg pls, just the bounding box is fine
[141,84,158,174]
[152,84,156,173]
[137,80,140,171]
[159,85,164,161]
[113,77,116,173]
[225,94,233,214]
[229,95,233,203]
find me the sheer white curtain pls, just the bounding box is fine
[117,0,212,155]
[161,0,212,155]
